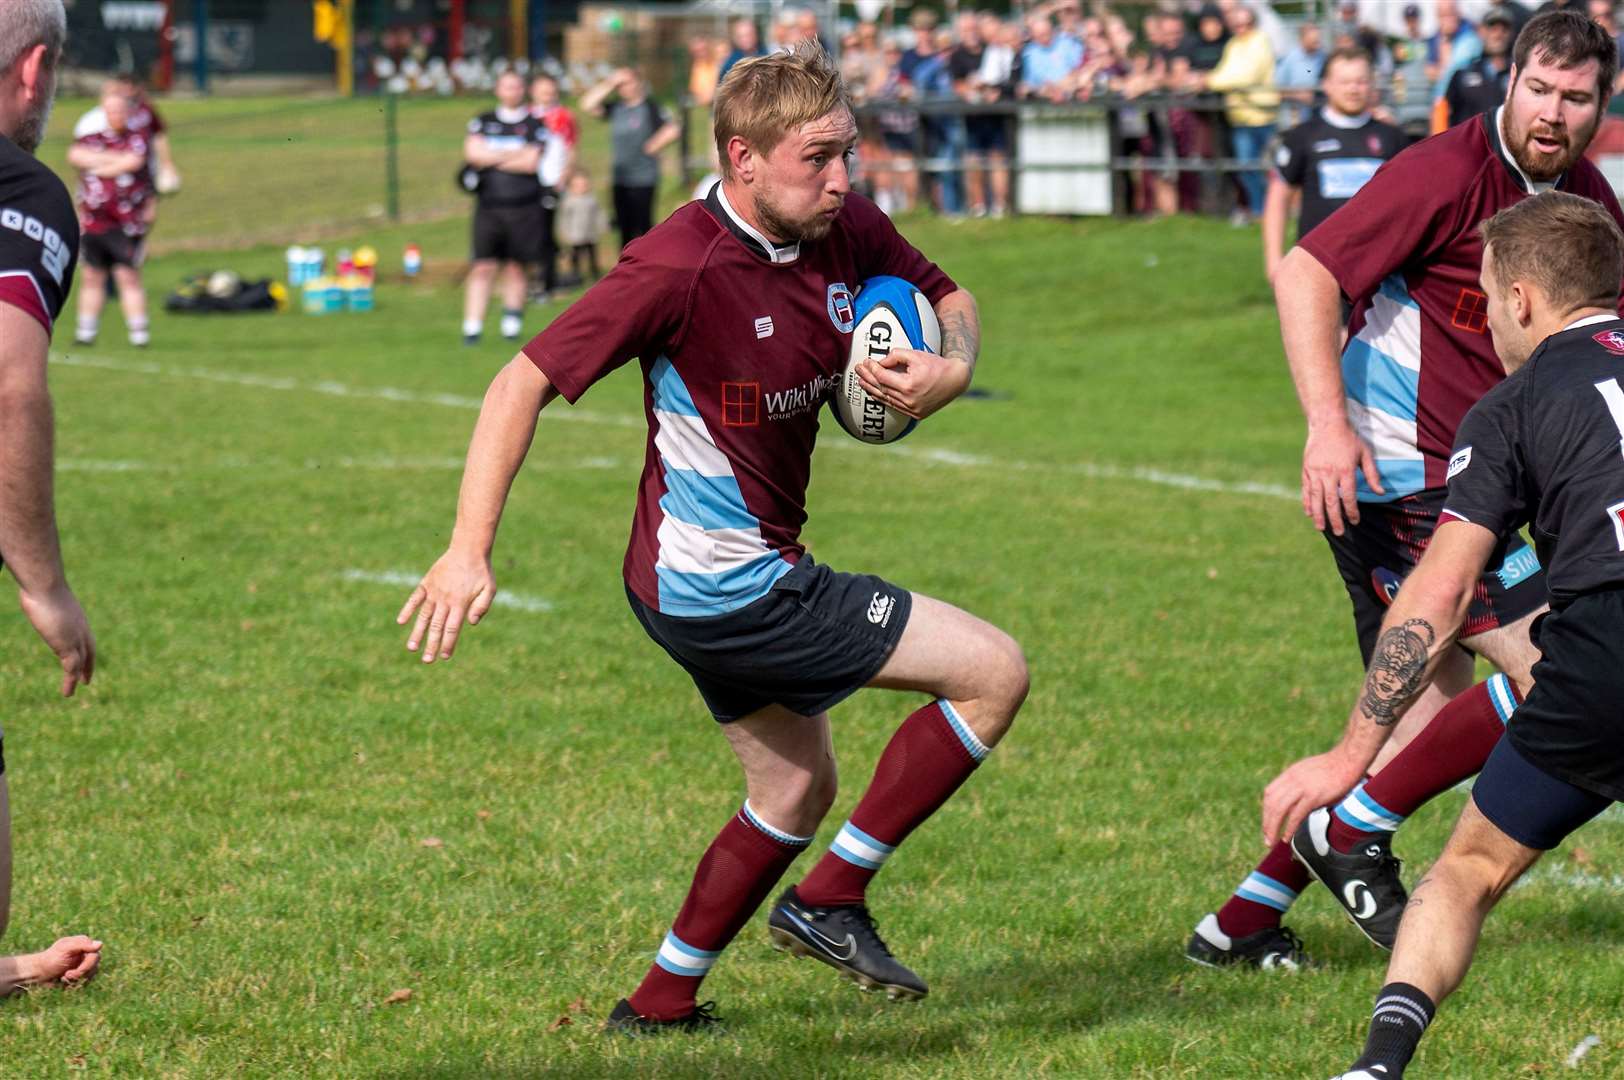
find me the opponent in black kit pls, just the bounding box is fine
[1289,192,1624,1079]
[0,0,104,992]
[1262,46,1404,282]
[461,69,551,345]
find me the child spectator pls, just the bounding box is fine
[558,169,609,283]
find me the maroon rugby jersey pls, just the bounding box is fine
[1299,108,1624,501]
[73,127,154,238]
[523,186,955,616]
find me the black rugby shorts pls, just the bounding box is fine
[627,556,912,723]
[1323,489,1544,665]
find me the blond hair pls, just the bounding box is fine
[1479,192,1623,314]
[713,41,850,179]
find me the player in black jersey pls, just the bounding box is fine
[1262,47,1404,283]
[461,70,550,345]
[1315,193,1624,1079]
[0,0,103,993]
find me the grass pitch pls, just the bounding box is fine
[2,108,1622,1076]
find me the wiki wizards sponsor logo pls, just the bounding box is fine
[763,372,841,421]
[1371,566,1404,605]
[826,282,855,333]
[1595,329,1624,355]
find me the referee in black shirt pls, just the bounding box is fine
[461,70,547,345]
[1285,192,1624,1079]
[1261,47,1404,282]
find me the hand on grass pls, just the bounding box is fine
[855,347,970,421]
[28,936,102,987]
[398,549,496,663]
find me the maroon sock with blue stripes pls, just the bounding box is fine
[796,700,988,908]
[626,803,810,1020]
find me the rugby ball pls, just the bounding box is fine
[830,276,941,444]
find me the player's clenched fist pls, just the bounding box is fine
[398,549,496,664]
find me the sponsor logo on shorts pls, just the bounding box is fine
[1494,545,1541,589]
[1371,566,1404,606]
[866,591,895,627]
[826,282,855,333]
[1594,329,1624,355]
[1447,446,1472,479]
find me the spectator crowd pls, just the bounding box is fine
[680,0,1624,221]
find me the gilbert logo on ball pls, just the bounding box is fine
[829,276,941,445]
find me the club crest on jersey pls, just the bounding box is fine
[826,282,855,333]
[1594,329,1624,355]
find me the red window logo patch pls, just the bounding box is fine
[1451,288,1489,334]
[722,381,760,426]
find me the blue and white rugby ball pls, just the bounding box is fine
[830,276,941,445]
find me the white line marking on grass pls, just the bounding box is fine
[1518,865,1624,893]
[54,354,1296,502]
[60,455,629,474]
[51,353,642,429]
[341,569,555,613]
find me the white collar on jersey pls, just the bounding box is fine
[1494,106,1557,195]
[494,105,530,125]
[1564,312,1619,332]
[714,183,802,265]
[1318,107,1372,130]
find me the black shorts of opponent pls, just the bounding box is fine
[81,230,147,270]
[471,203,545,264]
[628,555,911,723]
[1324,488,1545,664]
[1472,590,1624,848]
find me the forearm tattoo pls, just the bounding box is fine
[1359,618,1437,725]
[939,308,979,373]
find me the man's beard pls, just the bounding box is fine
[1506,106,1597,182]
[752,188,839,244]
[12,69,55,154]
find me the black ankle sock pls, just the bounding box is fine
[1351,981,1436,1077]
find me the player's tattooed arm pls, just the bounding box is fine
[1358,618,1437,725]
[935,290,980,376]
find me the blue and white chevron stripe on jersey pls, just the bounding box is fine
[1342,275,1425,502]
[654,930,721,976]
[650,356,791,616]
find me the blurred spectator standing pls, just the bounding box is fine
[1274,21,1325,127]
[1391,4,1434,136]
[558,168,609,283]
[1019,14,1084,102]
[1590,0,1624,93]
[792,9,833,54]
[1198,3,1277,222]
[900,9,940,83]
[70,88,155,349]
[913,30,966,216]
[842,21,885,97]
[718,18,763,84]
[950,15,1006,218]
[1262,46,1403,281]
[460,70,547,344]
[529,73,576,298]
[580,67,680,248]
[687,37,722,108]
[1152,9,1206,213]
[1428,0,1482,99]
[1438,5,1514,132]
[871,39,920,213]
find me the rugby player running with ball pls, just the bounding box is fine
[399,43,1026,1031]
